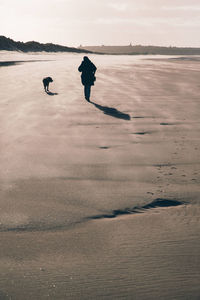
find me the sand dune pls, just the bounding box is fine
[0,52,200,299]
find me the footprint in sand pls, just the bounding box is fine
[160,122,174,126]
[132,131,151,135]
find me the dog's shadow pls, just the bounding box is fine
[46,91,58,96]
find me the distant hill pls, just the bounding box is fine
[2,36,200,55]
[0,36,92,53]
[79,44,200,55]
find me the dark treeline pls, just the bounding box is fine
[0,36,92,53]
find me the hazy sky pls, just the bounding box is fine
[1,0,200,47]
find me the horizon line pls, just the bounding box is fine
[1,35,200,49]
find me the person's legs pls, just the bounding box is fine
[84,86,87,99]
[84,85,91,101]
[87,85,91,101]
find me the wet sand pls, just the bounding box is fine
[0,52,200,299]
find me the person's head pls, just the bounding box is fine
[83,56,90,62]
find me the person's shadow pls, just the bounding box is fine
[46,91,58,96]
[90,101,130,120]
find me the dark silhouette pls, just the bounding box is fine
[90,101,131,120]
[78,56,97,101]
[43,77,53,92]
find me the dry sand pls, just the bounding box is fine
[0,51,200,299]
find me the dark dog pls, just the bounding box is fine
[43,77,53,92]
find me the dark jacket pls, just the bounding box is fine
[78,57,97,86]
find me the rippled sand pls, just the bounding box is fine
[0,52,200,299]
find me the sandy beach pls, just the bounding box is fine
[0,51,200,299]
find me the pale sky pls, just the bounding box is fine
[1,0,200,47]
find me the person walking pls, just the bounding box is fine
[78,56,97,101]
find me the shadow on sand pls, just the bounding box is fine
[46,91,58,96]
[90,101,130,120]
[0,60,50,67]
[87,198,183,220]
